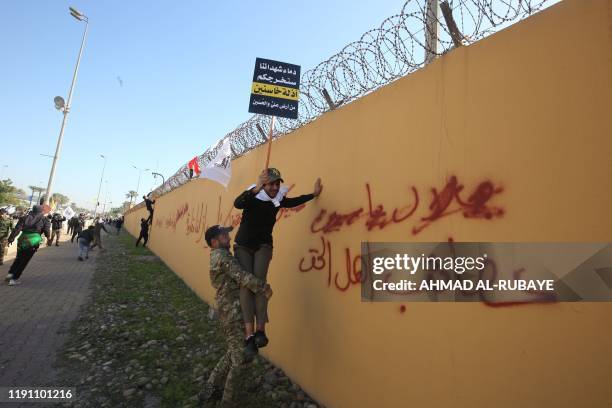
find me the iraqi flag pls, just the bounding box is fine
[188,156,201,178]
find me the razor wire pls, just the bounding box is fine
[145,0,556,202]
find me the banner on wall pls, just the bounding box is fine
[200,138,232,188]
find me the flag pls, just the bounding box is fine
[188,156,201,178]
[63,206,75,219]
[201,138,232,188]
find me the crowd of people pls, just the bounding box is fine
[2,169,323,406]
[1,206,125,286]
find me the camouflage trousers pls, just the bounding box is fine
[204,300,250,407]
[0,239,7,264]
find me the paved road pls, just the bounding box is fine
[0,229,98,406]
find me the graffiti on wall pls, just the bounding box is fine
[310,175,503,236]
[153,184,307,247]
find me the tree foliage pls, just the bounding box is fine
[0,179,21,206]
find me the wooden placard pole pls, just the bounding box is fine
[265,115,276,169]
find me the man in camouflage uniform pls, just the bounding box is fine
[0,208,13,265]
[201,225,272,407]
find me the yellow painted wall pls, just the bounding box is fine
[125,1,612,406]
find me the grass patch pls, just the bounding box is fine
[55,232,313,408]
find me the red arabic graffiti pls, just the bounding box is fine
[310,183,419,234]
[298,236,361,292]
[412,176,504,234]
[310,176,503,236]
[155,203,189,232]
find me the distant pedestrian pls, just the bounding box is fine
[67,215,77,236]
[5,205,51,286]
[115,216,124,235]
[135,218,149,247]
[200,225,272,406]
[144,195,155,225]
[0,208,14,265]
[49,212,66,246]
[77,225,95,261]
[71,214,85,242]
[90,218,109,250]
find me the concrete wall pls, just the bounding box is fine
[125,1,612,406]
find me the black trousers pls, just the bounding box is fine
[71,229,82,242]
[136,232,149,247]
[146,210,154,225]
[8,247,38,280]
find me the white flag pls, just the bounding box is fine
[201,138,232,188]
[63,206,75,219]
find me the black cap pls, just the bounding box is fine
[265,168,284,183]
[205,225,233,246]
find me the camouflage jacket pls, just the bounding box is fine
[210,248,265,319]
[0,217,13,240]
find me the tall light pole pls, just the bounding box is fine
[152,172,165,185]
[94,154,107,215]
[101,181,110,215]
[132,165,150,198]
[44,6,89,205]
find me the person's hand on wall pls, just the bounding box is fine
[264,284,273,299]
[313,178,323,197]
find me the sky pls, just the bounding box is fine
[0,0,404,210]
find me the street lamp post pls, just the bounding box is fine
[152,172,165,185]
[132,165,150,197]
[94,154,106,215]
[43,7,89,206]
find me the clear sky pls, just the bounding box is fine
[0,0,404,210]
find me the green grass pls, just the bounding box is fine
[56,232,285,408]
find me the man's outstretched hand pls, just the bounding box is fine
[313,178,323,197]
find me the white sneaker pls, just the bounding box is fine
[8,279,21,286]
[5,274,13,282]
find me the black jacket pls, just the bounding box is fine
[8,213,51,242]
[140,220,149,234]
[145,198,155,212]
[234,189,314,250]
[51,215,66,230]
[77,229,95,244]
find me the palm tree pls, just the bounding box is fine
[126,190,138,205]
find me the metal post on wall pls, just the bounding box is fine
[425,0,439,64]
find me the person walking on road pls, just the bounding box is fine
[90,218,109,250]
[77,225,95,261]
[67,215,77,236]
[136,218,149,247]
[115,216,124,235]
[49,212,66,247]
[5,205,51,286]
[233,168,322,349]
[200,225,272,406]
[71,214,85,243]
[0,208,14,265]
